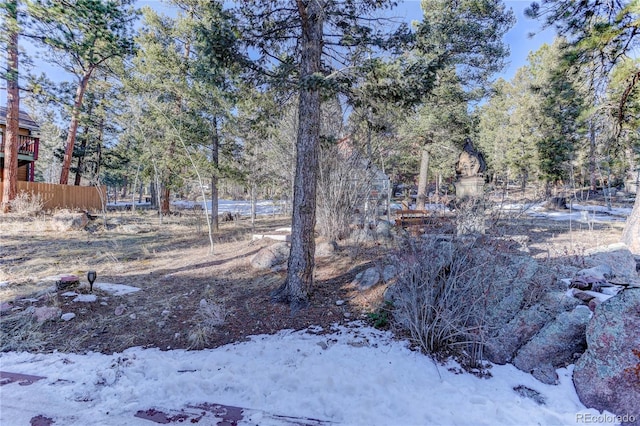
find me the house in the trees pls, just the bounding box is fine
[0,107,40,182]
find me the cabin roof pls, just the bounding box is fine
[0,106,40,132]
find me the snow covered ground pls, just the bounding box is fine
[0,322,618,426]
[108,199,285,216]
[108,198,632,224]
[526,203,632,223]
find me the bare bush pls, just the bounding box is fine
[453,198,486,235]
[316,143,373,241]
[391,237,498,367]
[8,191,44,216]
[188,299,227,349]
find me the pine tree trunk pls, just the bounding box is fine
[588,121,597,191]
[2,0,19,213]
[210,116,219,232]
[160,184,170,215]
[73,126,89,186]
[416,147,430,210]
[271,0,323,311]
[621,195,640,255]
[60,72,92,185]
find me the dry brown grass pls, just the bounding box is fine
[0,197,628,355]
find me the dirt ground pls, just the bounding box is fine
[0,195,630,355]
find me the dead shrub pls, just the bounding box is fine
[8,191,44,216]
[391,237,498,368]
[316,142,373,241]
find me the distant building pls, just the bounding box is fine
[0,107,40,182]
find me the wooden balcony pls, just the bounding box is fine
[0,134,39,161]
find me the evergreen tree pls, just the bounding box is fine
[528,0,640,251]
[1,0,20,212]
[235,0,409,310]
[26,0,138,185]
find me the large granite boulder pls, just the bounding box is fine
[316,241,338,258]
[51,210,88,231]
[573,288,640,426]
[250,242,290,270]
[480,252,541,329]
[484,292,581,365]
[513,306,591,384]
[583,244,638,280]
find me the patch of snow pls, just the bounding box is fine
[72,294,97,303]
[93,282,140,296]
[0,322,619,426]
[525,202,630,223]
[172,199,285,216]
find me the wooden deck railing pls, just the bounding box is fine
[0,135,39,159]
[0,182,105,211]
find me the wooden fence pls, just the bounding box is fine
[0,182,106,211]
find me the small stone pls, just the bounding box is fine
[571,289,595,303]
[129,313,137,320]
[56,275,80,290]
[335,300,345,306]
[344,312,351,318]
[199,299,208,308]
[114,305,126,316]
[353,267,381,290]
[73,294,97,303]
[61,313,76,321]
[33,306,62,322]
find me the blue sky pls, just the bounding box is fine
[4,0,556,106]
[396,0,556,80]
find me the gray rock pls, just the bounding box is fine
[375,221,393,239]
[485,303,554,365]
[513,306,591,383]
[574,288,640,425]
[250,242,290,270]
[576,264,612,281]
[51,210,88,231]
[316,241,338,258]
[353,267,381,290]
[514,306,589,366]
[540,291,583,312]
[531,363,559,385]
[33,306,62,322]
[481,253,541,329]
[382,265,397,283]
[485,292,581,365]
[571,289,596,303]
[61,312,76,321]
[584,244,638,279]
[383,282,399,303]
